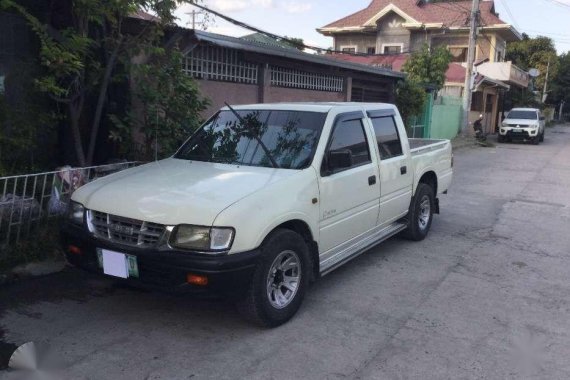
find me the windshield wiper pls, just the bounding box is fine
[224,102,279,169]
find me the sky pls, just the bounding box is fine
[175,0,570,54]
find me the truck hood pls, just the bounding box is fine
[72,158,297,226]
[503,118,538,126]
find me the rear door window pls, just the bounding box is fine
[371,116,403,159]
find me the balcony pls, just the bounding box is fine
[476,61,529,89]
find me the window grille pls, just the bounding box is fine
[184,45,258,84]
[270,66,344,92]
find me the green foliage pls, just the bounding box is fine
[0,65,58,176]
[402,44,452,91]
[551,53,570,107]
[1,0,203,166]
[110,49,209,160]
[506,35,559,93]
[395,80,426,131]
[284,37,305,51]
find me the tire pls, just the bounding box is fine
[532,136,540,145]
[402,183,435,241]
[539,131,545,142]
[237,229,310,327]
[498,135,505,143]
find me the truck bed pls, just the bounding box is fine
[408,138,449,155]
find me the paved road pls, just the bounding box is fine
[2,125,570,379]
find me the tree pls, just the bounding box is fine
[0,0,204,166]
[401,44,452,91]
[283,37,305,51]
[110,48,208,160]
[395,80,426,129]
[551,53,570,113]
[507,34,559,93]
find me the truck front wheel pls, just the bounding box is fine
[237,229,310,327]
[402,183,435,241]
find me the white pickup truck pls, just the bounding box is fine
[62,102,453,326]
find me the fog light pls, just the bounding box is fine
[68,245,82,255]
[187,274,208,286]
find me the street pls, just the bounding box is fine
[2,125,570,379]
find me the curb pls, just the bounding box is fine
[0,259,66,286]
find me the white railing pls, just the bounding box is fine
[0,162,140,251]
[184,45,259,84]
[270,65,344,92]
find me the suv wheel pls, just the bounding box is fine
[402,183,435,241]
[498,135,505,143]
[539,131,545,142]
[237,229,310,327]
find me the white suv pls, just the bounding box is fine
[499,108,545,145]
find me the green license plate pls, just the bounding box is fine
[96,248,139,278]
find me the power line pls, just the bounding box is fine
[188,1,423,56]
[497,0,520,30]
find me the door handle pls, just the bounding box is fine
[400,166,407,175]
[368,175,377,186]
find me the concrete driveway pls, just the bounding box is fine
[2,125,570,379]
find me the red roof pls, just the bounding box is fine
[329,53,410,72]
[329,56,478,85]
[322,0,506,29]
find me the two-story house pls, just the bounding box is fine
[318,0,529,133]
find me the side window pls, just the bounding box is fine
[328,118,371,168]
[371,116,403,160]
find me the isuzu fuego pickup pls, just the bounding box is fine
[62,102,453,326]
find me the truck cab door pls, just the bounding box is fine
[318,112,380,259]
[367,110,413,227]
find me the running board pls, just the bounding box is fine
[320,222,407,276]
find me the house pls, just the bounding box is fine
[318,0,529,134]
[172,29,405,117]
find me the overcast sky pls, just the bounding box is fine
[175,0,570,54]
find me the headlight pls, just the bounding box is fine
[170,225,234,252]
[68,202,85,225]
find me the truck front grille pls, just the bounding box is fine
[87,210,166,248]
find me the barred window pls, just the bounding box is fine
[270,66,344,92]
[184,45,259,84]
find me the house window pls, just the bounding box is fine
[449,47,468,63]
[383,45,402,54]
[496,50,503,62]
[270,66,344,92]
[471,92,484,112]
[341,46,356,53]
[367,47,376,55]
[185,45,258,84]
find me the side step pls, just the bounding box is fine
[320,222,407,276]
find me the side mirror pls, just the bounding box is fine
[328,149,353,172]
[540,116,545,121]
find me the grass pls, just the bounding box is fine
[0,222,64,273]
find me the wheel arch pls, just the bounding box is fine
[417,170,438,196]
[266,219,320,282]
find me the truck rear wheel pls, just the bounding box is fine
[237,229,310,327]
[402,183,434,241]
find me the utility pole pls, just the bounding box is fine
[461,0,480,134]
[542,58,551,104]
[559,101,565,122]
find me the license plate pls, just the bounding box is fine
[513,128,523,133]
[96,248,139,278]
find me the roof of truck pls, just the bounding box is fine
[223,102,397,113]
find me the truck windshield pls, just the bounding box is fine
[507,110,537,120]
[175,110,327,169]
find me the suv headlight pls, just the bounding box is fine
[169,225,235,252]
[68,202,85,225]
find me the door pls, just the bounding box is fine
[368,111,413,226]
[318,112,380,257]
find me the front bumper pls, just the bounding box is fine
[61,223,260,296]
[500,127,539,139]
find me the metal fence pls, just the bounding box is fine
[0,162,140,251]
